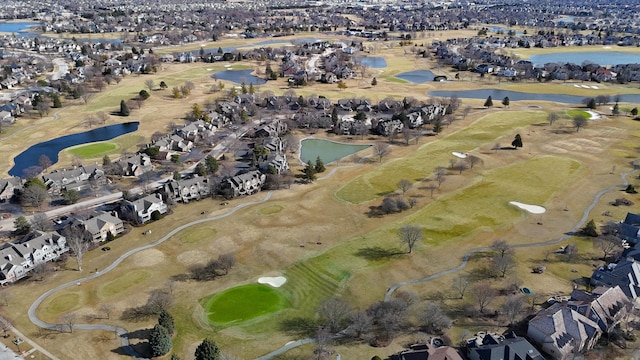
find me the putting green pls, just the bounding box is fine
[42,292,81,315]
[566,109,590,119]
[201,283,288,326]
[68,142,118,158]
[99,269,151,297]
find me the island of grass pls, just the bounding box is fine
[67,142,118,158]
[200,283,289,326]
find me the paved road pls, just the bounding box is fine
[50,58,69,81]
[27,190,274,359]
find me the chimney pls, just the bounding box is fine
[5,255,11,261]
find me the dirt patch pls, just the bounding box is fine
[130,248,165,267]
[177,250,211,267]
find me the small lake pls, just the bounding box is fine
[9,122,139,177]
[530,51,640,66]
[428,89,640,104]
[211,69,266,85]
[396,70,436,83]
[359,57,387,68]
[0,21,39,34]
[489,26,523,35]
[300,138,371,164]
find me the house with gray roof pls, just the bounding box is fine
[467,332,544,360]
[80,211,124,242]
[221,170,265,198]
[163,177,210,203]
[591,257,640,302]
[0,176,22,202]
[42,165,104,194]
[0,230,68,284]
[122,193,168,224]
[116,154,153,177]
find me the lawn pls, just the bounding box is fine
[567,109,590,119]
[336,110,547,203]
[200,283,289,326]
[67,142,118,158]
[99,269,151,298]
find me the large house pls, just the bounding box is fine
[0,231,68,284]
[116,154,153,177]
[467,332,544,360]
[221,171,266,198]
[0,176,22,202]
[42,165,105,194]
[398,342,463,360]
[163,177,210,203]
[591,257,640,302]
[122,193,168,224]
[79,211,125,242]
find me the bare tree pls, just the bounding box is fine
[96,111,109,124]
[99,304,114,319]
[83,114,98,128]
[63,226,90,272]
[491,239,513,258]
[145,79,155,91]
[493,143,501,154]
[373,142,391,162]
[318,297,351,333]
[502,294,527,326]
[595,235,622,261]
[0,316,11,337]
[434,167,447,188]
[492,254,516,277]
[314,326,333,360]
[30,213,50,231]
[466,155,480,169]
[346,310,371,339]
[216,253,236,275]
[453,160,469,174]
[421,302,452,334]
[471,281,498,313]
[38,155,52,170]
[548,112,558,126]
[21,186,49,209]
[60,313,77,333]
[30,262,54,281]
[396,179,412,195]
[399,225,423,253]
[36,101,50,117]
[564,243,579,262]
[0,290,11,306]
[425,182,438,198]
[80,90,95,105]
[147,289,174,314]
[452,274,471,299]
[573,115,587,132]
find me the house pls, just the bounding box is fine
[0,230,68,284]
[527,303,601,359]
[163,177,210,203]
[467,332,544,360]
[259,153,289,175]
[122,193,168,223]
[567,286,631,333]
[116,154,153,177]
[79,211,125,242]
[255,120,287,138]
[375,118,404,136]
[591,257,640,301]
[175,120,216,142]
[221,171,266,198]
[617,212,640,245]
[398,342,463,360]
[42,165,105,194]
[0,176,22,202]
[0,110,13,124]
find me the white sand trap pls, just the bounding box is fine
[452,151,467,159]
[258,276,287,288]
[586,110,601,120]
[590,85,599,89]
[224,64,231,67]
[573,84,580,88]
[509,201,546,214]
[206,68,213,71]
[581,85,590,89]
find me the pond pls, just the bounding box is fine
[300,138,371,164]
[428,89,640,104]
[530,51,640,66]
[396,70,436,83]
[0,21,39,34]
[211,69,266,85]
[359,57,387,68]
[9,122,139,177]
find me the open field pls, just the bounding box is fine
[200,284,289,325]
[2,35,640,359]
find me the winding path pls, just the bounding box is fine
[27,191,274,359]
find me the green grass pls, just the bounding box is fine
[200,284,289,326]
[336,111,547,203]
[99,269,151,297]
[67,142,117,158]
[175,226,217,244]
[42,292,81,315]
[258,205,284,215]
[567,109,590,119]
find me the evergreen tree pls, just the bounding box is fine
[315,156,325,173]
[139,90,150,100]
[102,155,111,166]
[581,219,598,237]
[159,81,168,90]
[205,155,219,174]
[194,338,220,360]
[631,107,638,116]
[302,160,317,182]
[149,324,172,357]
[173,171,181,181]
[432,117,443,134]
[502,96,510,108]
[194,163,207,176]
[511,134,522,149]
[241,82,247,94]
[484,96,493,108]
[158,310,176,335]
[119,100,130,116]
[249,83,255,94]
[52,93,62,108]
[371,77,377,86]
[331,107,339,126]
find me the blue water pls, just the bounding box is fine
[489,26,523,35]
[0,21,39,34]
[201,37,321,55]
[396,70,436,83]
[211,69,266,84]
[557,17,575,23]
[428,89,640,104]
[300,138,371,164]
[9,122,139,177]
[530,51,640,66]
[360,57,387,68]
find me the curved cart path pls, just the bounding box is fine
[28,191,274,359]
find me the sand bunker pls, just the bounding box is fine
[452,151,467,159]
[258,276,287,288]
[585,110,601,120]
[509,201,546,214]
